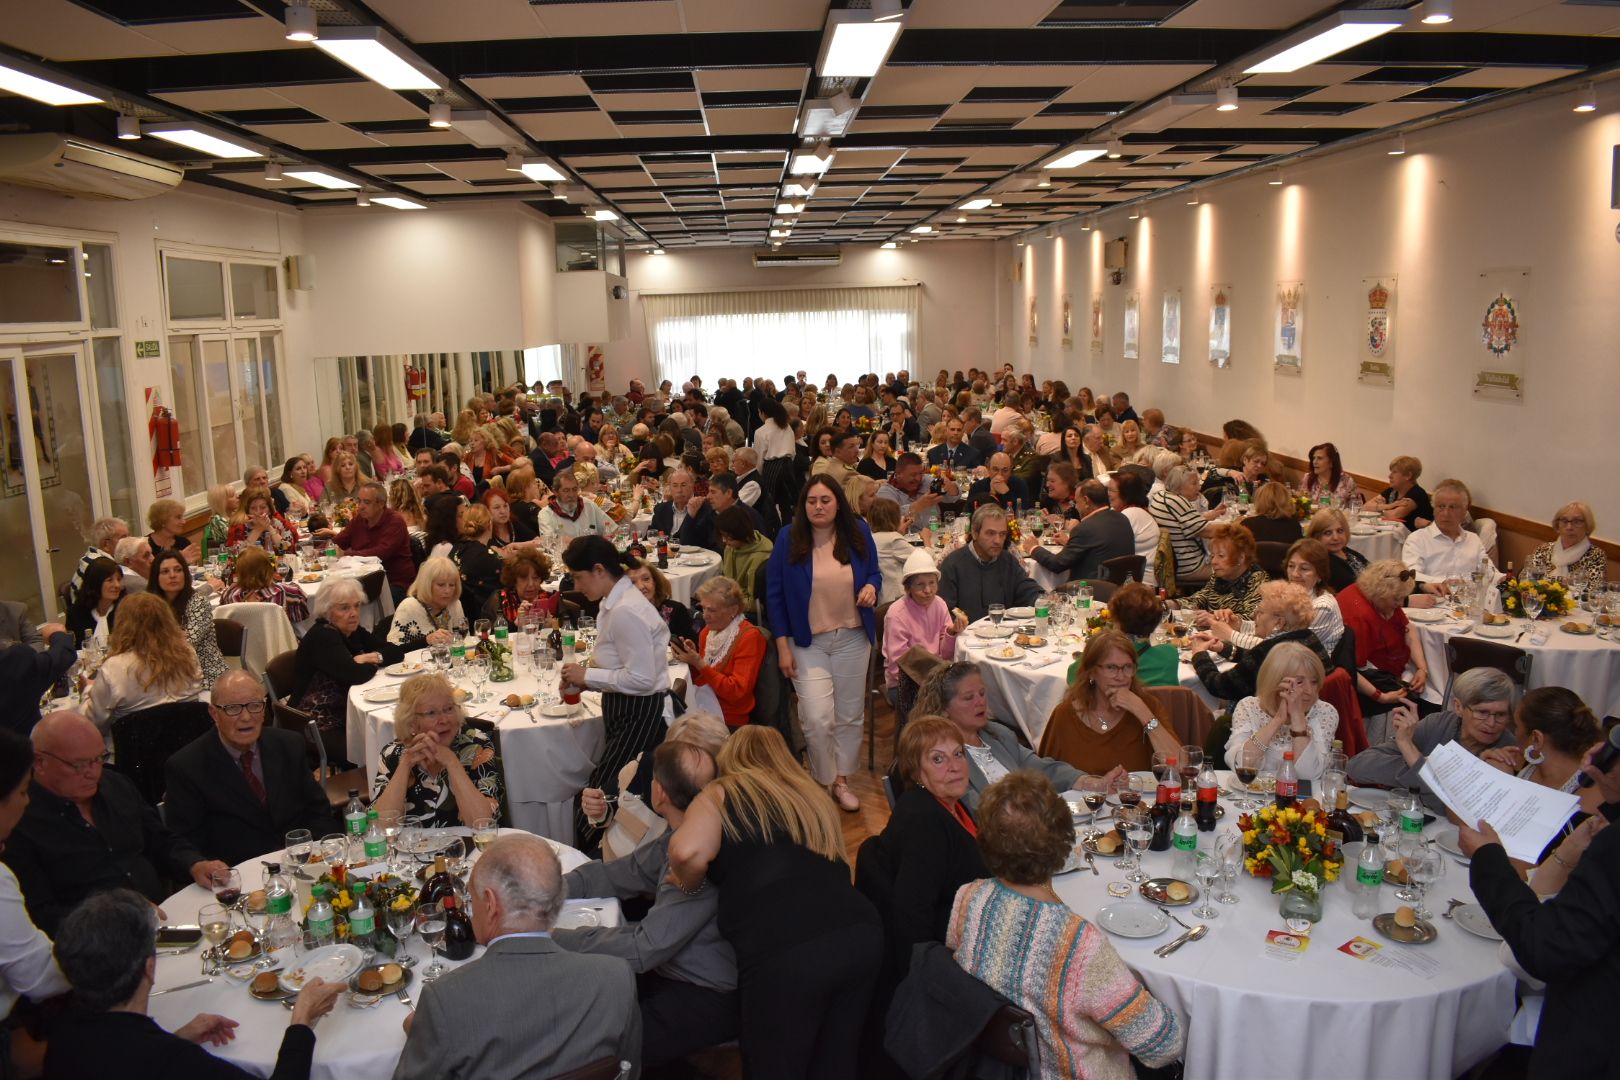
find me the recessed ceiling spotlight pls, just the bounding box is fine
[116,115,140,140]
[956,215,967,223]
[1268,168,1283,186]
[911,225,933,234]
[1215,84,1238,112]
[881,241,898,249]
[428,102,452,128]
[1573,83,1597,113]
[284,0,317,41]
[1420,0,1453,25]
[1014,236,1025,247]
[504,150,523,172]
[1044,226,1057,239]
[1128,209,1141,220]
[1036,173,1051,188]
[1080,220,1093,231]
[1187,192,1200,205]
[1388,135,1406,156]
[650,248,666,255]
[1106,139,1124,159]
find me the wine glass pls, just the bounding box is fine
[1192,855,1222,920]
[284,829,314,875]
[473,618,492,642]
[472,817,499,854]
[1408,839,1445,920]
[211,867,243,910]
[1217,832,1243,905]
[387,899,417,968]
[1180,746,1204,789]
[319,833,349,877]
[1521,588,1544,623]
[1112,805,1142,876]
[576,615,596,651]
[199,903,232,970]
[417,901,447,980]
[1232,743,1263,814]
[988,604,1005,628]
[467,648,488,704]
[1120,807,1153,884]
[430,641,451,674]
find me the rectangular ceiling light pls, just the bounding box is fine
[775,201,805,215]
[519,159,566,183]
[1243,10,1412,75]
[1117,95,1215,134]
[592,208,618,221]
[789,144,834,176]
[449,110,522,148]
[911,225,933,234]
[1046,146,1107,169]
[817,10,905,79]
[312,26,447,91]
[284,169,362,190]
[880,241,898,249]
[958,197,993,210]
[782,180,816,198]
[373,195,426,210]
[144,123,263,159]
[0,60,102,106]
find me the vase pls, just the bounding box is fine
[1278,888,1323,923]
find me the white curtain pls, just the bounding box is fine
[642,285,919,390]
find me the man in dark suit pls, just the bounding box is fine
[648,468,720,553]
[1021,479,1134,583]
[0,620,74,735]
[962,407,998,462]
[395,834,640,1079]
[707,473,768,536]
[966,453,1029,513]
[164,671,339,868]
[885,402,920,452]
[925,418,981,471]
[1111,392,1140,424]
[528,431,573,489]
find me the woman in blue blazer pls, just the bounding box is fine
[766,474,882,812]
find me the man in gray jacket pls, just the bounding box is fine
[1021,479,1135,584]
[393,834,641,1079]
[555,741,738,1067]
[938,505,1043,622]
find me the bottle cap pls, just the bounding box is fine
[311,884,324,899]
[1283,751,1295,760]
[351,881,366,896]
[443,894,458,910]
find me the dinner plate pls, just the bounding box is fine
[1476,622,1515,639]
[1005,607,1036,619]
[1081,836,1124,859]
[1350,527,1377,537]
[1140,878,1197,906]
[541,703,577,718]
[1406,608,1448,623]
[1096,903,1170,939]
[1433,827,1469,863]
[362,685,401,704]
[677,554,711,567]
[970,625,1013,640]
[1371,913,1437,944]
[385,661,427,677]
[279,944,363,993]
[984,645,1024,662]
[1451,903,1502,941]
[1348,788,1390,811]
[555,906,599,930]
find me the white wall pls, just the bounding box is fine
[605,241,1002,389]
[1003,93,1620,533]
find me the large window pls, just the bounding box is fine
[522,344,568,388]
[642,285,919,390]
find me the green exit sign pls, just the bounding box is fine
[135,340,160,358]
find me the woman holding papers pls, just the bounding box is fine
[1345,668,1517,813]
[1477,687,1606,865]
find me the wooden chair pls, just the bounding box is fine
[1145,686,1215,748]
[271,699,369,810]
[549,1057,632,1080]
[1256,541,1291,580]
[865,601,893,769]
[1099,554,1145,585]
[1442,637,1532,708]
[974,1003,1040,1070]
[262,648,299,702]
[109,701,214,806]
[213,616,246,670]
[358,569,387,607]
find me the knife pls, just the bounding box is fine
[1153,931,1192,958]
[152,978,213,996]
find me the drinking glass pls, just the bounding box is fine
[1521,590,1544,622]
[467,649,488,703]
[199,903,232,954]
[1217,833,1243,905]
[1193,856,1222,920]
[284,828,314,873]
[472,817,499,854]
[1232,743,1263,814]
[473,618,492,641]
[988,604,1006,627]
[319,833,350,877]
[378,812,403,859]
[1409,839,1445,920]
[430,642,451,674]
[1180,746,1204,789]
[576,615,596,651]
[387,900,417,968]
[1112,805,1142,876]
[211,867,243,910]
[417,902,447,980]
[1120,807,1152,884]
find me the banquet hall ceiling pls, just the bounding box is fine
[0,0,1616,249]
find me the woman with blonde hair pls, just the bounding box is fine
[1115,418,1145,461]
[451,504,504,623]
[388,556,467,649]
[597,424,636,474]
[668,725,882,1080]
[220,546,309,626]
[1224,641,1338,780]
[84,591,203,747]
[388,476,426,532]
[1307,506,1370,592]
[451,408,478,447]
[1364,454,1431,531]
[316,436,342,489]
[464,424,510,490]
[143,498,194,563]
[1241,480,1304,545]
[1041,629,1181,776]
[371,672,502,828]
[1525,501,1605,583]
[201,484,237,561]
[321,450,366,507]
[1189,580,1332,702]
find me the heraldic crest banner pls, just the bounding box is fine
[1359,276,1395,385]
[1161,290,1181,365]
[1476,268,1529,400]
[1123,291,1140,360]
[1274,281,1303,373]
[1209,285,1232,368]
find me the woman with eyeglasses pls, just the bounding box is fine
[1524,502,1606,584]
[1040,630,1183,776]
[372,673,502,829]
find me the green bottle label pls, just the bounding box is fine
[349,912,373,936]
[1172,831,1197,852]
[308,912,333,937]
[1357,864,1384,888]
[1400,811,1424,834]
[265,890,292,915]
[346,812,366,835]
[364,837,387,859]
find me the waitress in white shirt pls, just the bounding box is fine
[558,535,671,853]
[751,397,796,520]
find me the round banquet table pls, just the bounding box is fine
[1347,519,1409,565]
[1409,611,1620,716]
[954,619,1223,748]
[147,830,617,1080]
[346,648,688,843]
[659,548,722,607]
[1053,778,1514,1080]
[207,554,394,634]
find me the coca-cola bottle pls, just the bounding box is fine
[1195,760,1219,832]
[1150,756,1180,850]
[1275,750,1298,810]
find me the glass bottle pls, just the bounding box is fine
[440,894,476,961]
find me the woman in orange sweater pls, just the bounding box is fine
[671,575,766,728]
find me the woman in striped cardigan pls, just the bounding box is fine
[948,770,1184,1079]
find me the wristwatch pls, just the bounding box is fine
[1142,717,1160,733]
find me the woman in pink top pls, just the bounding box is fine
[370,422,405,480]
[882,548,967,700]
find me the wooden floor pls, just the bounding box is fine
[840,699,900,864]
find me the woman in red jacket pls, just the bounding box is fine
[671,575,766,729]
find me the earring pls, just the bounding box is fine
[1524,742,1545,766]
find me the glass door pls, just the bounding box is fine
[0,343,100,621]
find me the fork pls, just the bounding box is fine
[1154,904,1193,931]
[396,986,414,1011]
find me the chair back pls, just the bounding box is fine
[263,649,300,702]
[975,1003,1040,1069]
[217,602,302,678]
[357,569,387,606]
[1443,637,1531,708]
[1099,554,1145,585]
[1321,667,1367,756]
[1256,541,1291,580]
[1154,528,1181,599]
[881,772,904,809]
[56,579,75,619]
[748,626,791,737]
[1083,578,1118,604]
[549,1057,631,1080]
[1330,624,1358,679]
[1145,686,1214,747]
[462,716,511,826]
[212,617,246,660]
[751,561,769,623]
[560,590,599,620]
[109,701,214,806]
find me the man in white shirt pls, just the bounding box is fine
[539,470,614,540]
[1082,425,1112,481]
[1402,478,1495,605]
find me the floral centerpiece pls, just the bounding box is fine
[303,867,417,955]
[1501,576,1574,619]
[330,499,359,528]
[1292,494,1316,520]
[1085,606,1112,636]
[1239,804,1342,921]
[856,415,878,434]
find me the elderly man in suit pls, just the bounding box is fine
[648,469,719,554]
[394,834,641,1079]
[1021,478,1135,583]
[163,671,339,867]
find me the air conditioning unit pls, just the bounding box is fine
[0,134,183,200]
[753,248,841,268]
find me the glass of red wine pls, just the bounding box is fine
[212,867,243,909]
[1232,742,1263,814]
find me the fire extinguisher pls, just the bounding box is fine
[406,364,428,400]
[151,407,182,469]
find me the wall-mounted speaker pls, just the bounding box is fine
[284,254,314,291]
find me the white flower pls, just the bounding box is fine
[1291,870,1319,893]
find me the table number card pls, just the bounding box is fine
[1263,928,1310,962]
[1338,936,1440,980]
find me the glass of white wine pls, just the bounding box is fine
[472,817,499,855]
[199,903,232,972]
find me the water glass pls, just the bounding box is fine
[417,902,447,980]
[988,604,1006,627]
[387,900,417,967]
[430,642,451,673]
[1217,833,1243,905]
[1409,839,1445,920]
[284,828,314,871]
[1193,856,1222,920]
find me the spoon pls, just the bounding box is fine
[1155,924,1208,957]
[1442,898,1466,920]
[1083,851,1099,876]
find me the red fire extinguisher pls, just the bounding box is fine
[150,406,182,469]
[406,364,428,400]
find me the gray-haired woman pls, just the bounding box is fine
[1147,463,1223,581]
[1346,667,1517,812]
[290,577,403,767]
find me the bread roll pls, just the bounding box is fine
[1093,833,1120,854]
[245,890,267,913]
[357,969,383,992]
[380,963,403,985]
[1394,905,1417,928]
[1166,882,1191,901]
[252,971,280,994]
[227,939,253,960]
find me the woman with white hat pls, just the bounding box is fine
[882,548,969,705]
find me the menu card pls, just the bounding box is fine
[1418,741,1581,863]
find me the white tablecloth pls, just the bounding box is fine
[1410,614,1620,715]
[1347,521,1408,565]
[1052,779,1514,1080]
[660,549,721,607]
[346,652,688,842]
[955,621,1223,748]
[286,556,395,633]
[147,831,615,1080]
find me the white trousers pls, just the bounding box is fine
[791,627,872,785]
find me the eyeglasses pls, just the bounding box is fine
[1097,664,1137,676]
[1554,517,1586,528]
[1398,569,1417,581]
[37,750,110,774]
[215,701,267,718]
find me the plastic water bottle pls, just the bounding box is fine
[1034,601,1050,636]
[363,809,387,864]
[305,884,335,947]
[1353,831,1384,919]
[1170,798,1200,881]
[348,882,375,956]
[344,790,367,839]
[263,863,301,953]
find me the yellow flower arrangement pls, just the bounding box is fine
[1502,577,1573,619]
[1237,803,1343,898]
